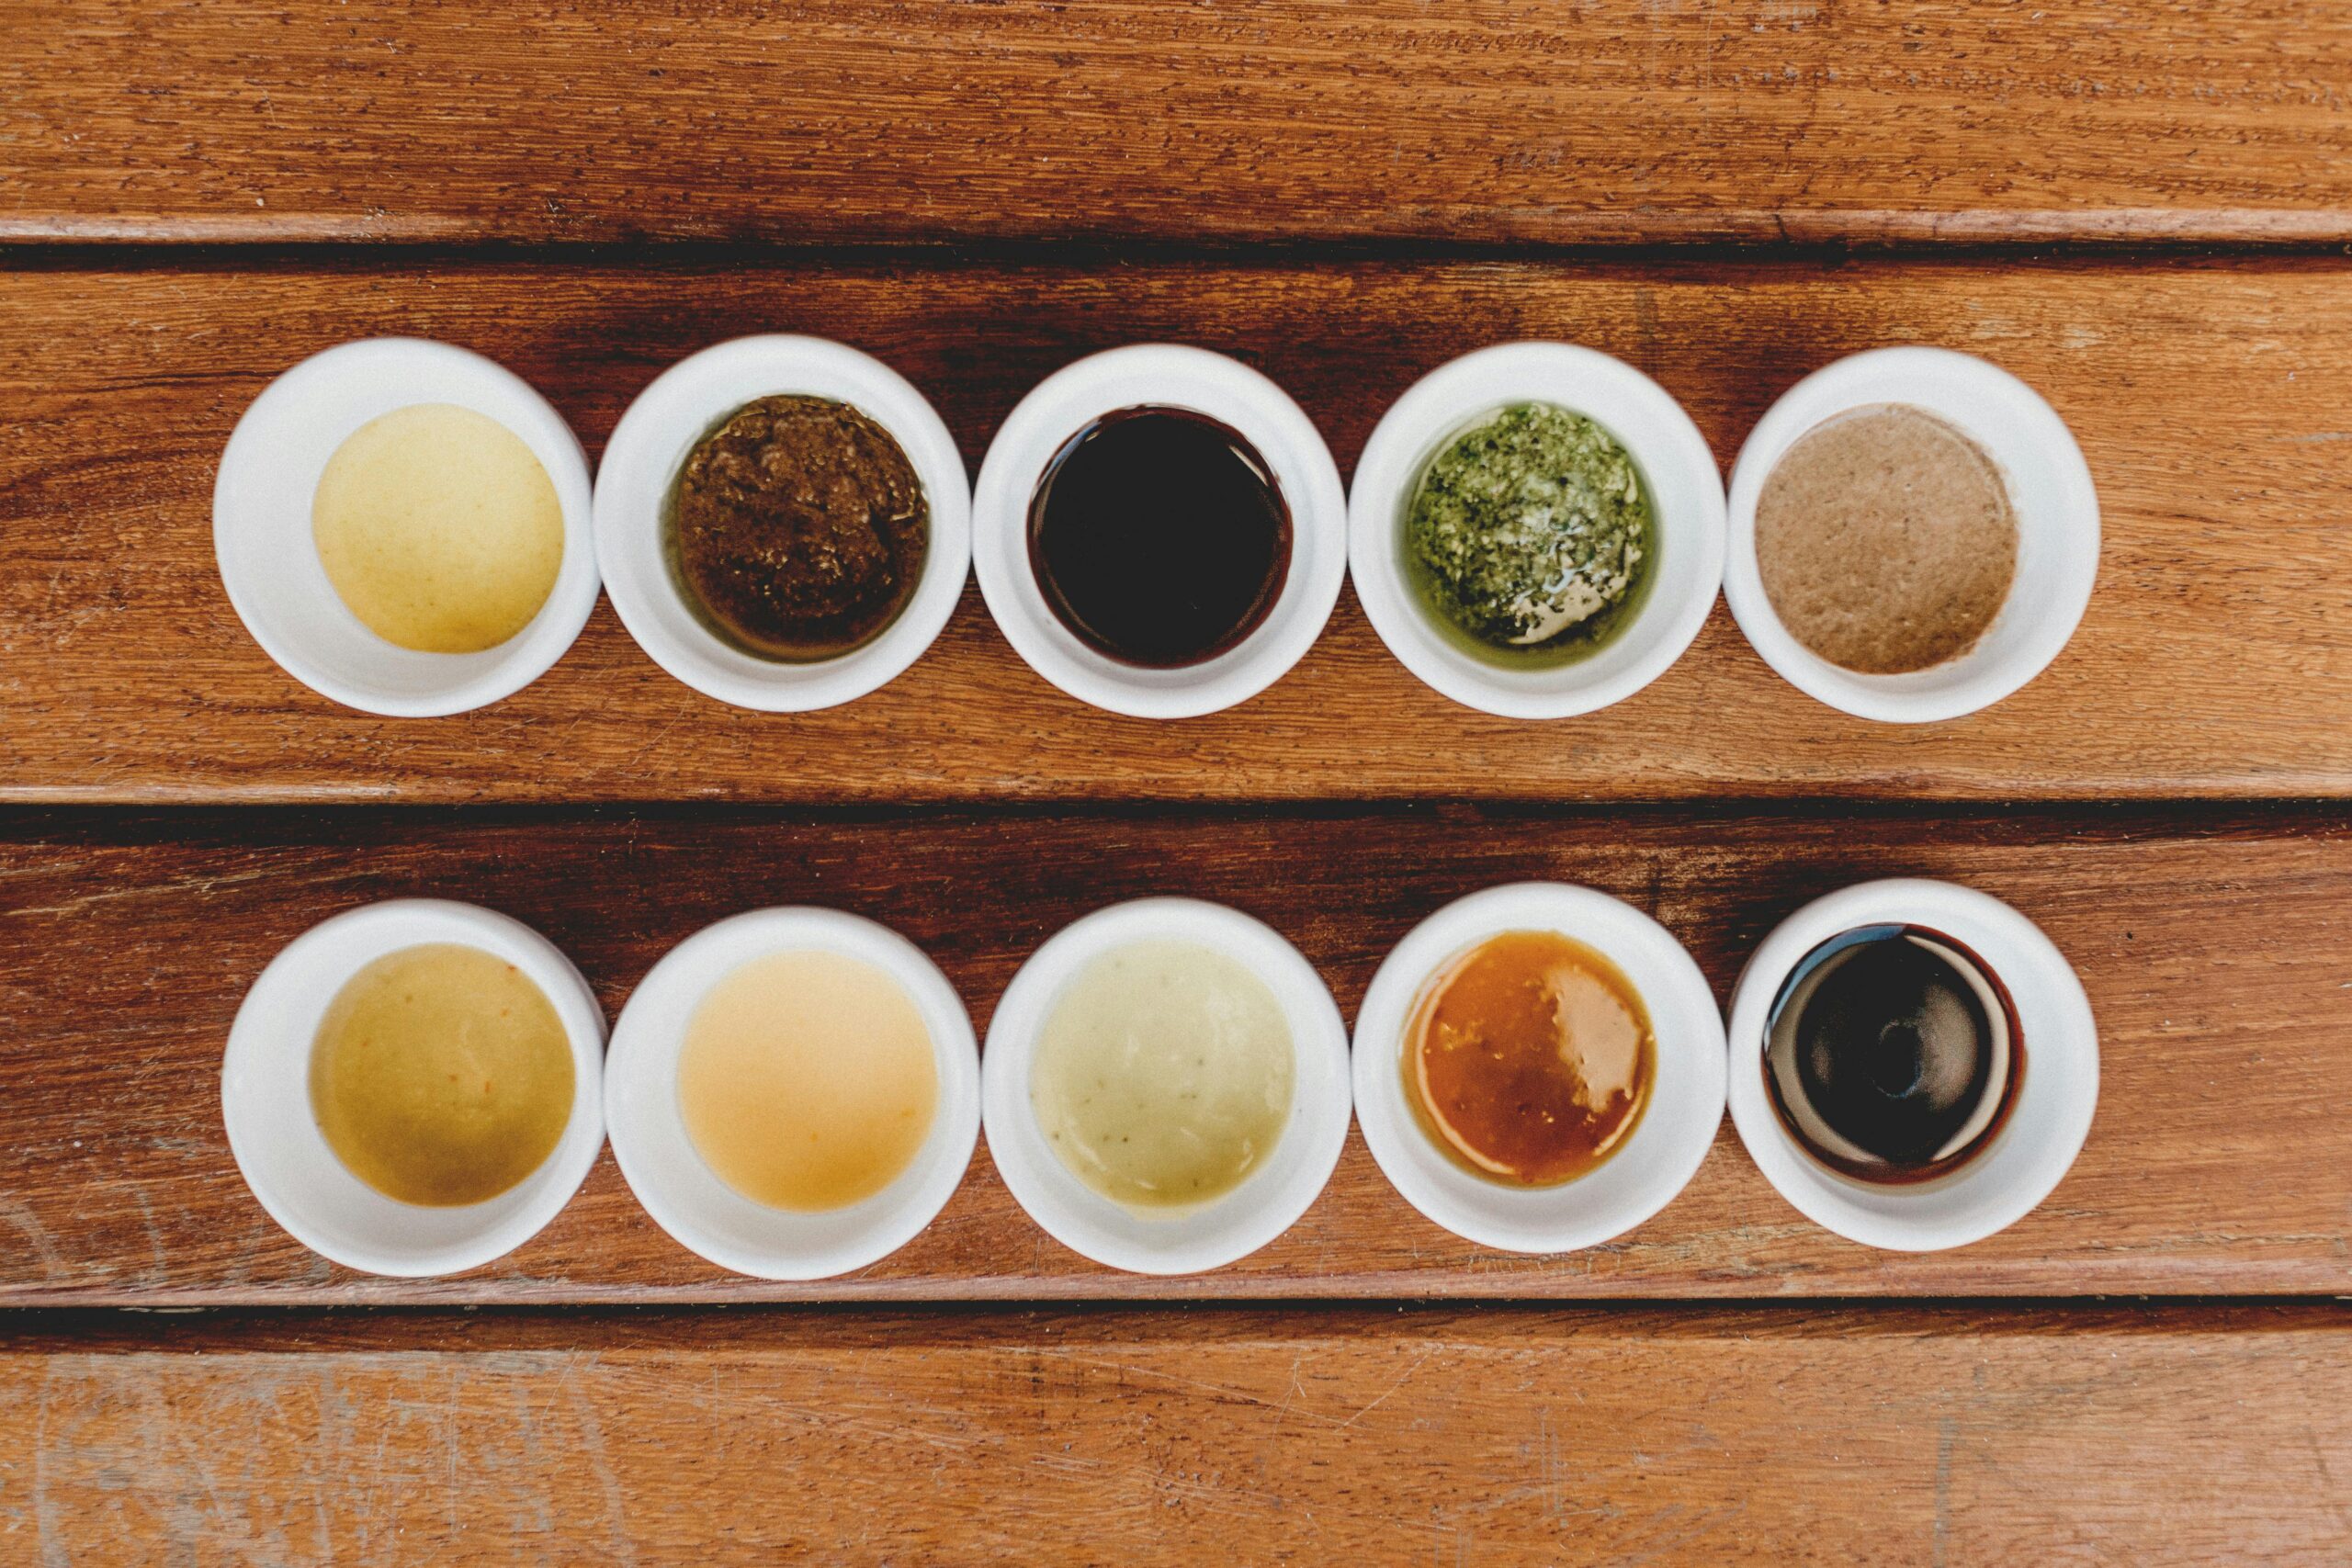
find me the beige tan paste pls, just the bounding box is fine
[1756,403,2018,674]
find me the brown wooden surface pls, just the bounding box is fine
[13,0,2352,1555]
[3,806,2344,1306]
[6,255,2352,805]
[8,2,2352,249]
[6,1303,2348,1564]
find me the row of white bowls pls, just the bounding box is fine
[216,337,2100,725]
[224,880,2098,1281]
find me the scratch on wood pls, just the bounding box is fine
[1934,1414,1955,1568]
[1338,1348,1432,1429]
[559,1352,639,1568]
[0,1201,66,1284]
[34,1363,63,1568]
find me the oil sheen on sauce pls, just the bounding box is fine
[311,403,565,653]
[1027,406,1292,668]
[309,943,576,1207]
[677,950,939,1213]
[1404,930,1654,1186]
[1030,940,1295,1213]
[1404,402,1655,668]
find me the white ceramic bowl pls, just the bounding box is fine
[1725,878,2098,1251]
[981,898,1352,1274]
[972,345,1347,718]
[594,335,970,712]
[1348,343,1726,719]
[213,338,600,716]
[1724,346,2099,723]
[221,899,607,1278]
[605,908,979,1280]
[1353,883,1725,1252]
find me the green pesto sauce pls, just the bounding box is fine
[1403,403,1656,668]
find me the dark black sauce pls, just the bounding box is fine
[1763,925,2023,1183]
[1027,406,1292,668]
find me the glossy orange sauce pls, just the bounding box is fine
[1403,930,1654,1186]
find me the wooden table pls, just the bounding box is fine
[4,5,2348,1561]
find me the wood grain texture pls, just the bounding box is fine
[2,806,2345,1305]
[6,2,2352,247]
[6,255,2352,804]
[6,1304,2349,1564]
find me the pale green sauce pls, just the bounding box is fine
[1030,940,1295,1214]
[1403,403,1657,668]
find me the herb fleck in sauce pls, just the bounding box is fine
[1404,403,1655,666]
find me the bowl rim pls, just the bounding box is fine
[1721,345,2100,724]
[220,898,608,1278]
[970,344,1348,719]
[1723,877,2100,1251]
[592,333,971,713]
[1351,881,1727,1253]
[978,897,1353,1275]
[211,336,602,717]
[1346,341,1727,719]
[603,906,980,1280]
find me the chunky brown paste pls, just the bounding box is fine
[669,394,928,660]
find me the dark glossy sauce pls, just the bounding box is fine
[1764,925,2023,1183]
[1027,406,1291,668]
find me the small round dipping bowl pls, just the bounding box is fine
[213,338,600,716]
[980,897,1351,1274]
[1724,346,2099,723]
[1352,883,1725,1253]
[1725,878,2098,1252]
[221,900,607,1278]
[1349,342,1726,720]
[594,335,970,712]
[605,908,979,1280]
[973,345,1348,718]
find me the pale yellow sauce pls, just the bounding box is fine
[677,951,939,1213]
[310,943,575,1207]
[312,402,564,653]
[1030,940,1295,1213]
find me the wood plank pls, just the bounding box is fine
[6,3,2351,247]
[1,806,2345,1305]
[6,1304,2348,1563]
[6,256,2352,804]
